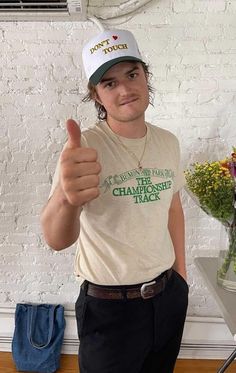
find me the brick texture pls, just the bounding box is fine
[0,0,235,316]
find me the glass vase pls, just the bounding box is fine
[217,225,236,292]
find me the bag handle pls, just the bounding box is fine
[27,305,56,349]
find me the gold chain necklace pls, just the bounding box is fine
[113,127,148,170]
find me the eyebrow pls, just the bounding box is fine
[99,65,140,84]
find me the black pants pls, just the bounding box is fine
[75,270,188,373]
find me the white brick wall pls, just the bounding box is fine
[0,0,236,317]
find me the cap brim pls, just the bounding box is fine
[89,56,142,85]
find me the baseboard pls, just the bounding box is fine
[180,316,235,359]
[0,306,235,359]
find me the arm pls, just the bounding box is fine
[168,191,187,280]
[40,119,101,251]
[40,184,82,251]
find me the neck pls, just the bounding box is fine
[106,116,147,139]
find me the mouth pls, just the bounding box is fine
[120,97,138,106]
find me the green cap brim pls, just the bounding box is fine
[89,56,142,86]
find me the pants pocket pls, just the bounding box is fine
[75,288,88,338]
[173,270,189,293]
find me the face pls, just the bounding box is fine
[94,61,149,125]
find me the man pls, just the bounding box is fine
[41,29,188,373]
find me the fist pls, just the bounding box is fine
[60,119,101,207]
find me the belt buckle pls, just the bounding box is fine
[140,280,156,299]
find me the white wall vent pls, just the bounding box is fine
[0,1,87,21]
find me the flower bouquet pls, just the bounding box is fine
[185,147,236,292]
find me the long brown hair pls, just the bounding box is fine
[82,61,154,120]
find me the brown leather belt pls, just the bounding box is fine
[83,269,172,300]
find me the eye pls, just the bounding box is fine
[104,80,116,89]
[129,72,138,80]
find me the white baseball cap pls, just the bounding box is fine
[82,29,143,85]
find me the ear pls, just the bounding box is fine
[93,89,103,106]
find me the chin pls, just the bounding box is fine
[119,114,144,123]
[120,107,146,120]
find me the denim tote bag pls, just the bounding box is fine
[12,303,66,373]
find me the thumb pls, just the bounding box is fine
[66,119,81,149]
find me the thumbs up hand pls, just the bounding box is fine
[66,118,82,149]
[60,119,101,207]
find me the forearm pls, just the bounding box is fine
[168,192,187,280]
[40,184,82,251]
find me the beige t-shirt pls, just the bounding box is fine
[50,121,185,285]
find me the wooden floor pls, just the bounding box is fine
[1,352,236,373]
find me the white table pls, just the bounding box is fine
[195,257,236,373]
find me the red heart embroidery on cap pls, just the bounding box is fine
[112,35,118,40]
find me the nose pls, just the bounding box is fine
[118,80,132,96]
